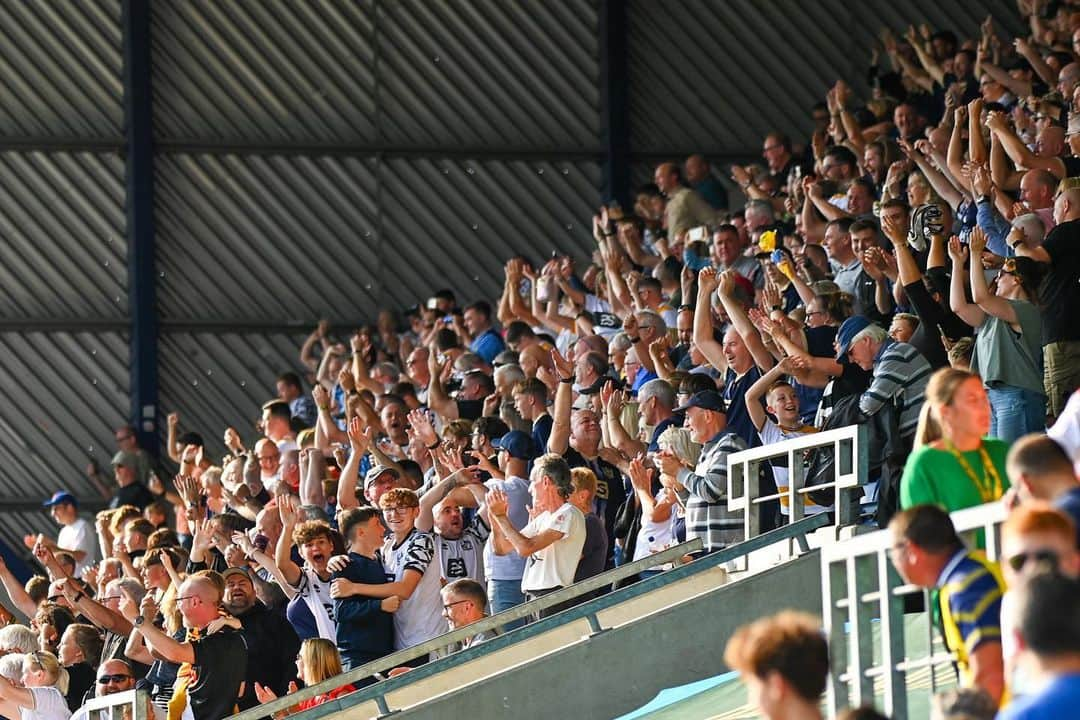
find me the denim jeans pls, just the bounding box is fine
[488,578,527,631]
[988,385,1046,443]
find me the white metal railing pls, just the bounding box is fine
[80,689,150,720]
[727,424,868,542]
[820,501,1007,718]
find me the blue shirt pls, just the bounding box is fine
[470,328,505,364]
[975,197,1013,257]
[999,673,1080,719]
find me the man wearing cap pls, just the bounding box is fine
[486,453,586,620]
[836,315,931,443]
[30,492,97,577]
[109,451,155,510]
[658,390,748,552]
[363,465,402,507]
[222,567,301,710]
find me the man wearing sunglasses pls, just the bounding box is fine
[999,504,1080,700]
[68,660,139,720]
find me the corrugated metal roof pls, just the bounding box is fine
[0,151,127,319]
[150,0,600,149]
[376,0,600,148]
[0,330,129,501]
[154,154,600,321]
[158,331,310,460]
[378,158,602,308]
[627,0,1026,154]
[0,0,123,139]
[150,0,377,143]
[154,152,379,322]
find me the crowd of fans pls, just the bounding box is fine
[1,3,1080,720]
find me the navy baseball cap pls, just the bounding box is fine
[493,431,535,460]
[43,491,77,508]
[835,316,872,361]
[674,390,727,414]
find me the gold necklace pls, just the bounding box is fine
[944,439,1003,503]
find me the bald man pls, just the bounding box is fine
[1013,181,1080,420]
[69,660,140,720]
[132,575,247,720]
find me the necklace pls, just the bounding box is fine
[944,439,1003,503]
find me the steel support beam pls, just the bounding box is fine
[600,0,629,208]
[123,0,159,455]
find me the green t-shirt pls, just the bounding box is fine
[900,439,1011,512]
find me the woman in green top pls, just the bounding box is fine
[901,367,1010,513]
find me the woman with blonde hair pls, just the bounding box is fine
[254,638,355,716]
[900,367,1009,514]
[0,651,71,720]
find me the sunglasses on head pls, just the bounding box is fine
[1006,549,1059,573]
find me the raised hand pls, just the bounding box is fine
[697,267,719,297]
[174,475,200,505]
[628,456,651,492]
[253,683,279,704]
[312,384,330,411]
[278,495,298,527]
[485,488,509,517]
[407,408,438,447]
[550,348,574,382]
[947,235,969,264]
[969,226,988,255]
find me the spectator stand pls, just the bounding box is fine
[821,501,1006,718]
[229,516,828,720]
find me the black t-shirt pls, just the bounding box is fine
[563,448,626,567]
[723,366,764,448]
[532,414,553,456]
[110,482,155,510]
[188,627,248,720]
[903,279,972,369]
[65,662,94,711]
[1039,218,1080,344]
[235,602,302,710]
[852,270,892,327]
[456,399,484,421]
[1063,156,1080,178]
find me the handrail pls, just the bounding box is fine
[820,501,1007,719]
[81,688,150,720]
[232,513,831,720]
[230,537,702,720]
[727,424,868,540]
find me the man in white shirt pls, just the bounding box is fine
[486,453,585,620]
[29,491,97,577]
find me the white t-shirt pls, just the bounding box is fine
[520,503,586,592]
[20,687,70,720]
[382,530,447,650]
[435,516,489,584]
[758,420,829,516]
[58,518,97,577]
[632,490,678,563]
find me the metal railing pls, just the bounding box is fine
[821,501,1007,718]
[231,514,830,720]
[727,424,868,540]
[80,689,150,720]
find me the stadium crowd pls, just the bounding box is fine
[2,3,1080,720]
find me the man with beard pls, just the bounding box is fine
[222,567,301,710]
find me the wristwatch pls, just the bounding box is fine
[133,616,145,627]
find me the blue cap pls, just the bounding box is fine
[835,316,873,361]
[493,431,535,460]
[674,390,727,414]
[43,491,77,508]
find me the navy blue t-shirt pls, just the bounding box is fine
[723,366,764,447]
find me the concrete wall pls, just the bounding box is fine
[393,552,822,720]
